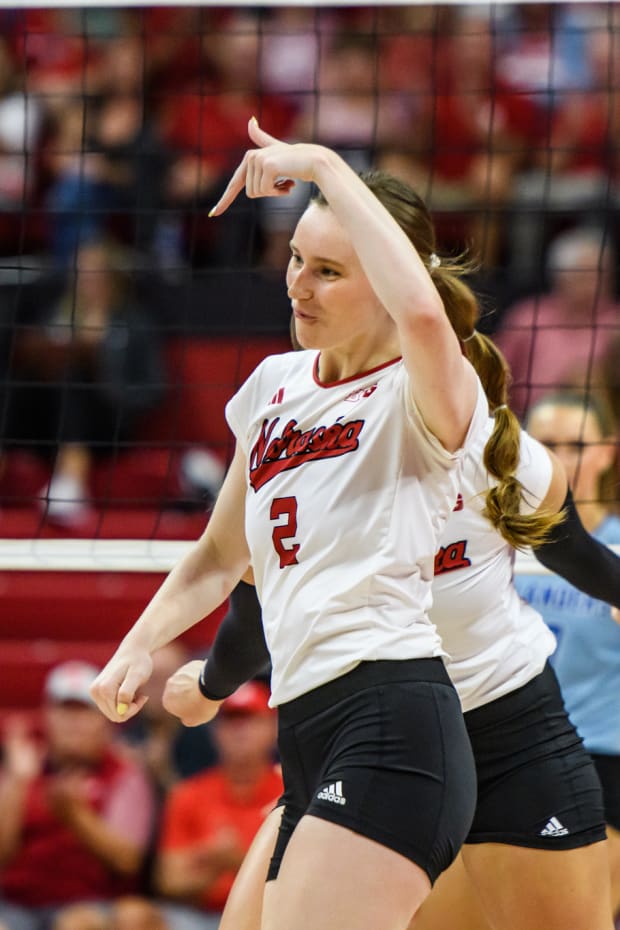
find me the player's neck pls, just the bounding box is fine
[318,334,400,383]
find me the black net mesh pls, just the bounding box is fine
[0,2,618,544]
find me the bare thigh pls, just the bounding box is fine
[219,807,282,930]
[409,852,491,930]
[411,841,614,930]
[606,825,620,917]
[462,841,613,930]
[262,815,431,930]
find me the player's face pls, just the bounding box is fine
[527,403,614,503]
[286,203,387,351]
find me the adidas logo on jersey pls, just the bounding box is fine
[317,780,346,805]
[270,387,285,405]
[539,816,569,837]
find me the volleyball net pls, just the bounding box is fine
[0,0,618,577]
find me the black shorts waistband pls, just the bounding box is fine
[463,662,558,731]
[278,657,451,726]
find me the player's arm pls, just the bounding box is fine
[302,145,477,453]
[534,489,620,608]
[91,444,251,722]
[533,450,620,608]
[162,581,270,727]
[211,119,478,452]
[199,580,270,700]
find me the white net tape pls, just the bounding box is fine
[0,538,618,574]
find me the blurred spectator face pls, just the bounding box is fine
[259,7,321,95]
[319,37,377,93]
[213,682,276,768]
[587,26,620,88]
[527,401,615,503]
[43,661,111,765]
[204,12,260,90]
[102,37,145,95]
[45,702,110,765]
[111,896,169,930]
[75,242,118,307]
[52,904,109,930]
[451,14,493,83]
[549,239,614,311]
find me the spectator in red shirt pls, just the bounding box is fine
[0,661,155,930]
[155,681,282,930]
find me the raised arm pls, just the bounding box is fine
[90,444,251,722]
[211,119,478,451]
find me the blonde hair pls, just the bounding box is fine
[312,171,564,549]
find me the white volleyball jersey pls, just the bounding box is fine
[431,419,557,713]
[226,349,488,706]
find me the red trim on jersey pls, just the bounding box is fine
[312,354,402,388]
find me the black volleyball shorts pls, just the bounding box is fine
[590,752,620,832]
[267,657,477,885]
[464,662,606,850]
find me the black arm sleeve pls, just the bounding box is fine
[534,489,620,609]
[198,581,271,701]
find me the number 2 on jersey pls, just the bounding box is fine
[270,496,300,568]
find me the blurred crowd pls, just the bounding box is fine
[0,2,617,516]
[0,4,616,534]
[0,2,617,278]
[0,655,280,930]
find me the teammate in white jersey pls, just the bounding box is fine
[89,121,565,930]
[165,339,619,930]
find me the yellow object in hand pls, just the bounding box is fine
[117,703,129,716]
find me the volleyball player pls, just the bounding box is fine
[91,118,493,930]
[165,352,620,930]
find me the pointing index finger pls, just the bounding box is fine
[248,116,281,148]
[209,154,249,217]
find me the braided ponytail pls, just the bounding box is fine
[313,169,564,548]
[461,331,564,549]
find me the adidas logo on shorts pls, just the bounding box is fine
[539,816,569,837]
[317,780,346,805]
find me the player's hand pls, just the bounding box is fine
[90,648,152,723]
[611,606,620,625]
[209,117,325,217]
[163,659,224,726]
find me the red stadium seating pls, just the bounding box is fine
[0,334,286,712]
